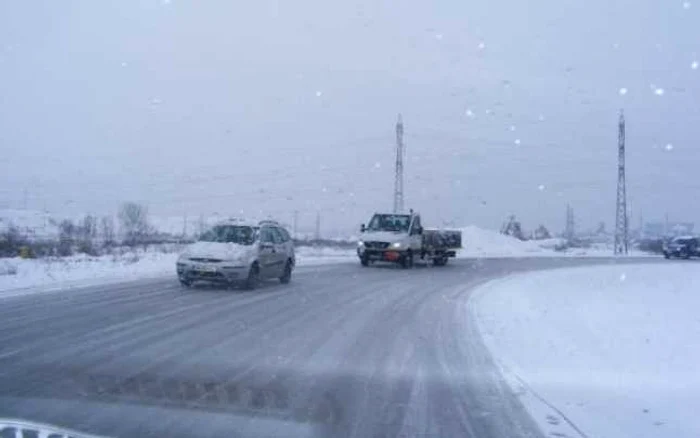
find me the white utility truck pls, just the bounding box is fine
[357,211,461,268]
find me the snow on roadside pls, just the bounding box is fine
[470,263,700,438]
[0,246,355,296]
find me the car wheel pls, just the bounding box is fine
[663,252,670,259]
[682,250,691,260]
[179,278,192,288]
[401,251,414,269]
[244,264,260,290]
[279,260,293,284]
[360,255,369,267]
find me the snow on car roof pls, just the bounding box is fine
[213,218,282,228]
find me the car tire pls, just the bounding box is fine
[360,255,370,267]
[179,279,192,288]
[401,251,414,269]
[244,263,260,290]
[280,260,293,284]
[663,252,670,259]
[682,250,691,260]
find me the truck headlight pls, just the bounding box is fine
[391,242,402,248]
[357,241,365,247]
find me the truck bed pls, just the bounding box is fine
[422,229,462,251]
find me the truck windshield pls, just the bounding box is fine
[367,214,411,232]
[199,225,256,245]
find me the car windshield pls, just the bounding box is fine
[199,225,256,245]
[673,238,694,245]
[367,214,410,232]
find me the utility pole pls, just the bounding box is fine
[393,114,405,213]
[614,110,629,255]
[314,212,321,240]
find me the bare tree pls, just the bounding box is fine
[58,219,75,256]
[501,215,526,241]
[77,215,98,255]
[118,202,150,246]
[101,216,116,247]
[532,225,551,240]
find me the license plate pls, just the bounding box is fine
[196,265,217,273]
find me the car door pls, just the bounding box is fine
[258,227,277,278]
[269,227,287,275]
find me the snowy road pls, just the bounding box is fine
[0,258,661,438]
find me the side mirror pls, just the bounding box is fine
[360,224,366,232]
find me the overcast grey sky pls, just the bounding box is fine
[1,0,699,234]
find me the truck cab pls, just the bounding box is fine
[357,212,424,268]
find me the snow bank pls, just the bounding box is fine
[0,246,355,296]
[295,246,355,265]
[0,251,179,294]
[458,226,653,258]
[471,263,700,438]
[458,226,563,257]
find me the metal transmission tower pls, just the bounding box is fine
[614,110,629,255]
[564,204,575,242]
[393,114,405,213]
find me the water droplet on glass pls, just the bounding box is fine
[665,143,674,151]
[435,33,444,40]
[538,114,546,122]
[620,273,627,281]
[477,42,486,50]
[465,109,475,118]
[374,162,381,169]
[509,125,516,132]
[315,90,323,97]
[619,87,628,96]
[654,88,665,96]
[514,139,521,145]
[120,62,128,68]
[538,184,545,191]
[691,61,699,70]
[683,1,691,9]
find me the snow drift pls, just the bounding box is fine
[471,263,700,438]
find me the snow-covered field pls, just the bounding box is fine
[471,262,700,438]
[0,246,355,296]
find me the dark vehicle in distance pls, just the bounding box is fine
[663,236,700,259]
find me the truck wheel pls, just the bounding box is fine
[433,257,447,266]
[401,251,414,269]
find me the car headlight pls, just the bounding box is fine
[390,242,402,248]
[357,241,364,247]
